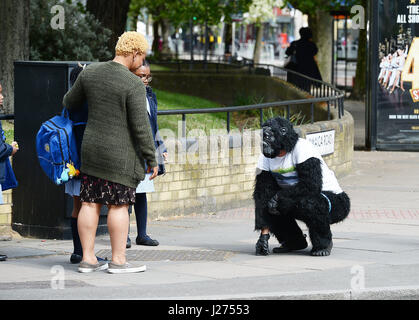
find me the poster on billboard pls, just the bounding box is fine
[375,0,419,149]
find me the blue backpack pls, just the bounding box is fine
[36,108,83,185]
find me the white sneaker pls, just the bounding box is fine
[78,260,109,273]
[107,261,146,274]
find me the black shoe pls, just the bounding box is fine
[273,234,308,254]
[70,253,82,264]
[273,240,308,253]
[0,254,7,262]
[136,235,159,246]
[70,253,107,264]
[126,237,132,249]
[97,256,108,262]
[255,234,270,256]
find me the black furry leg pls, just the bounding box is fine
[311,240,333,256]
[306,221,333,256]
[255,234,270,256]
[255,205,307,254]
[271,215,308,253]
[324,191,351,224]
[295,195,333,256]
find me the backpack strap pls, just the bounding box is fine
[61,108,69,118]
[73,122,87,126]
[61,108,86,126]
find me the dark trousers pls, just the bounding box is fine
[133,193,148,238]
[256,206,307,245]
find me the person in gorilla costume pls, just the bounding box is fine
[253,117,350,256]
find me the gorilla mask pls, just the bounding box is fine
[262,117,299,158]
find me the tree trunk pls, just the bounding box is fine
[152,20,161,58]
[0,0,30,114]
[309,10,333,83]
[351,0,367,100]
[204,21,209,65]
[86,0,131,54]
[224,23,232,55]
[253,24,264,65]
[160,18,172,59]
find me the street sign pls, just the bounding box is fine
[306,130,335,156]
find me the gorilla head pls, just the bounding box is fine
[262,117,299,158]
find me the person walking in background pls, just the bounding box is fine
[127,61,167,247]
[286,27,322,90]
[63,32,158,274]
[0,83,19,262]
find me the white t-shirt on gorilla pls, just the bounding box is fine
[257,138,343,194]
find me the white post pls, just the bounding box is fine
[232,22,236,57]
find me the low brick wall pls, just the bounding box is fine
[0,189,13,237]
[145,131,261,220]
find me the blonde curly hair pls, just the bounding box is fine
[115,31,149,56]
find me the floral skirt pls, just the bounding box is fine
[80,175,136,205]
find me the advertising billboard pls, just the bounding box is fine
[371,0,419,150]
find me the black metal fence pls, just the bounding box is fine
[0,114,14,120]
[154,59,346,136]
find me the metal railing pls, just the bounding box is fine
[154,59,345,137]
[0,114,14,120]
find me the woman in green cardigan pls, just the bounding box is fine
[63,32,158,274]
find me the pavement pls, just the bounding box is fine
[1,100,419,300]
[345,99,366,149]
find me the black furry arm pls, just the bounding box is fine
[253,170,278,206]
[268,157,323,214]
[280,157,322,197]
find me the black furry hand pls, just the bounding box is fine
[268,193,295,215]
[267,193,281,215]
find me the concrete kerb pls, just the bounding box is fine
[147,286,419,300]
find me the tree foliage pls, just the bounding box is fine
[129,0,252,27]
[283,0,361,15]
[30,0,112,61]
[245,0,282,25]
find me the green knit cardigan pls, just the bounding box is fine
[63,61,157,188]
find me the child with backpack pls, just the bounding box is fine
[65,64,105,264]
[65,64,88,263]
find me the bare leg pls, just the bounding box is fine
[78,202,101,264]
[107,204,129,265]
[390,72,401,93]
